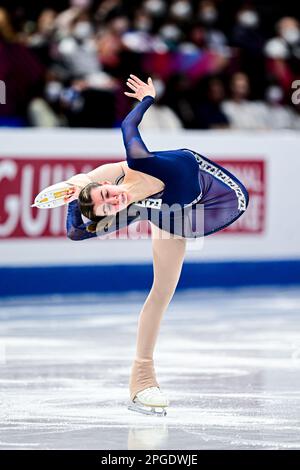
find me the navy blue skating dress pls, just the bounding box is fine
[66,96,249,240]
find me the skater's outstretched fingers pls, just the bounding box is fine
[129,74,145,86]
[124,74,156,101]
[126,81,138,92]
[127,77,139,87]
[63,185,80,203]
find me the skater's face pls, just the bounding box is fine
[90,182,129,216]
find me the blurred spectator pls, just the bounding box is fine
[197,0,218,26]
[265,84,295,129]
[55,0,93,33]
[56,12,99,79]
[197,1,229,55]
[28,97,63,127]
[0,8,45,126]
[26,9,58,66]
[195,77,229,129]
[232,5,266,97]
[143,0,167,18]
[222,72,269,130]
[139,77,183,131]
[264,17,300,93]
[170,1,193,23]
[232,6,264,54]
[97,14,130,70]
[164,74,198,128]
[0,1,299,129]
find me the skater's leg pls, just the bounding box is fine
[129,224,186,401]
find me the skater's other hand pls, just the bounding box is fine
[64,185,80,203]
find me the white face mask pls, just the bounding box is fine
[73,21,93,40]
[45,81,63,102]
[71,0,91,7]
[170,1,192,20]
[265,85,283,104]
[199,8,218,25]
[281,27,300,44]
[264,38,289,59]
[144,0,166,16]
[238,10,259,28]
[160,24,181,41]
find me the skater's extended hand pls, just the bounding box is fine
[124,74,156,101]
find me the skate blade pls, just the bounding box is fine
[31,182,74,209]
[128,402,167,417]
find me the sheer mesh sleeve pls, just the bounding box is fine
[66,200,97,241]
[121,95,155,161]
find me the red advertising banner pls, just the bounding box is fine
[218,159,265,234]
[0,157,265,239]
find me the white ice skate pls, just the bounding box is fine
[128,387,169,417]
[31,181,75,209]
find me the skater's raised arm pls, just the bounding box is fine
[121,75,156,161]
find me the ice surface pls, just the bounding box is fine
[0,288,300,450]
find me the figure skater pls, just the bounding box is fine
[63,74,249,416]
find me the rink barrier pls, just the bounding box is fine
[1,259,300,297]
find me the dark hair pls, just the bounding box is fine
[78,182,108,233]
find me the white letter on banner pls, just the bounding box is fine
[21,164,50,236]
[0,160,19,237]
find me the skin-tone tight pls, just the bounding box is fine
[129,223,187,401]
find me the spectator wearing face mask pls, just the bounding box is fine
[143,0,167,18]
[232,6,265,54]
[2,0,300,129]
[169,0,193,23]
[56,14,118,82]
[195,77,229,129]
[56,13,99,79]
[162,73,200,128]
[264,17,300,92]
[138,77,183,131]
[0,8,45,126]
[132,9,153,34]
[153,1,192,52]
[197,0,228,55]
[54,0,93,35]
[122,11,167,54]
[222,72,269,130]
[232,6,266,96]
[51,9,120,128]
[231,6,265,91]
[264,84,295,129]
[97,14,132,73]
